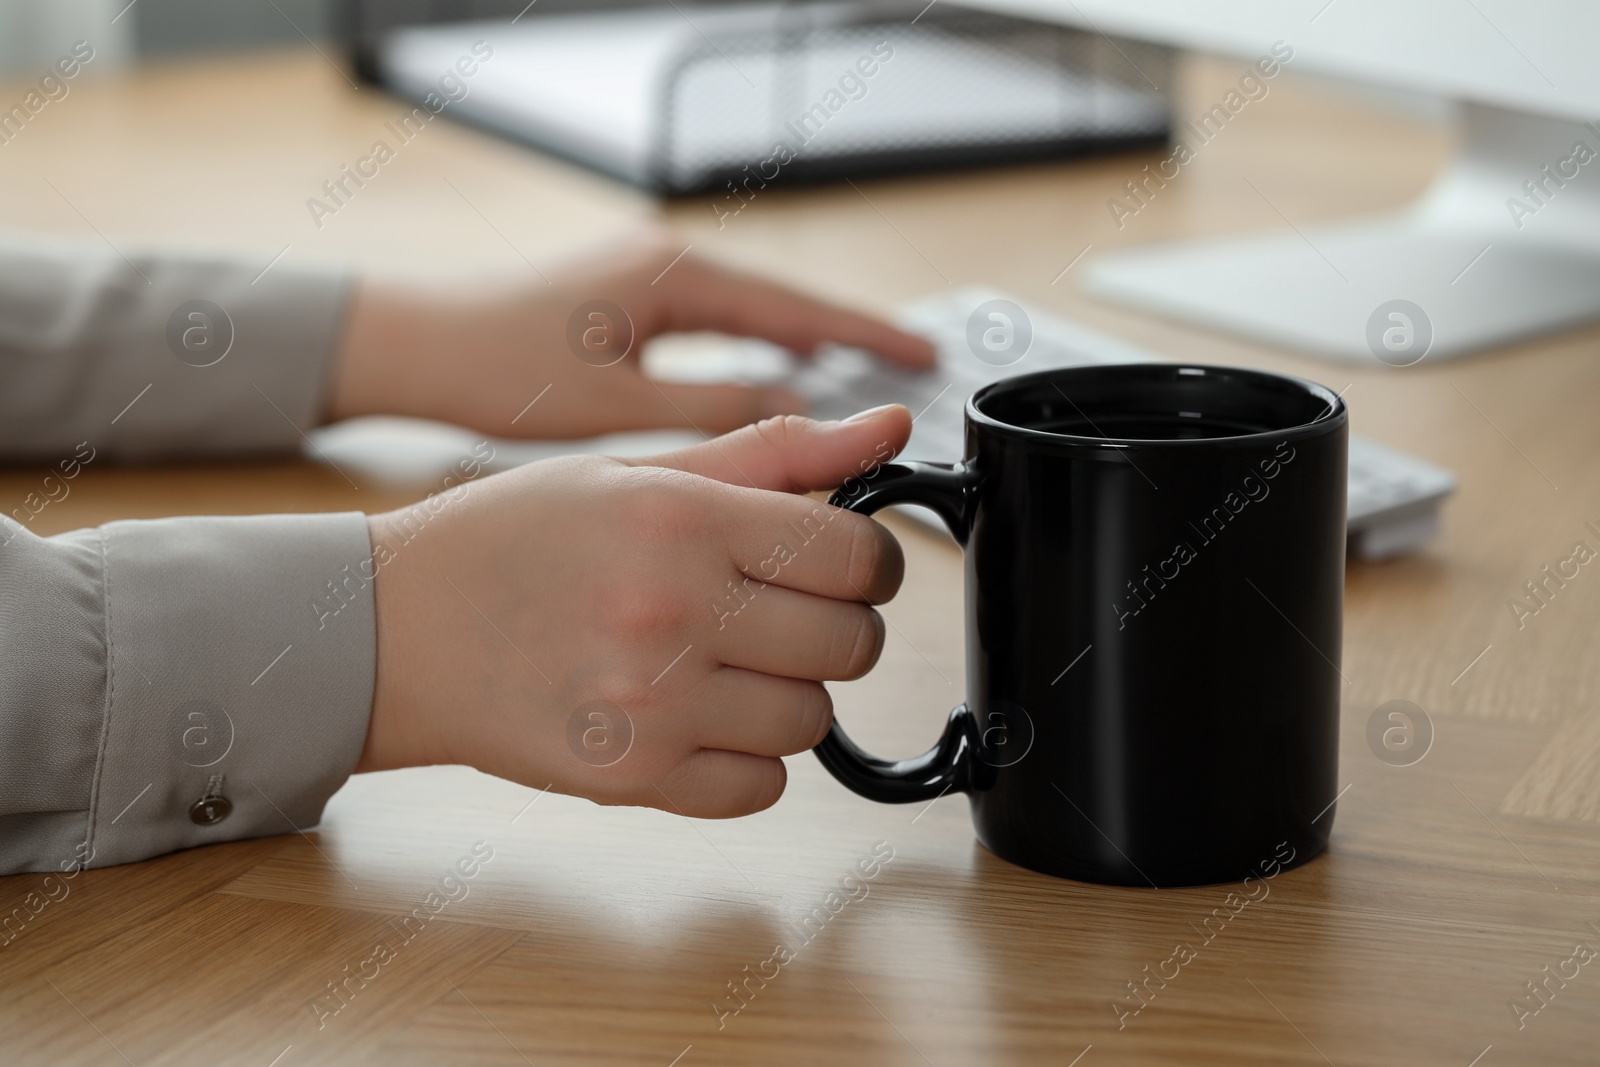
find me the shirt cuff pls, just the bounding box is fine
[0,233,353,462]
[85,511,375,868]
[99,252,355,460]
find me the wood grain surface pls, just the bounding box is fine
[2,42,1598,1067]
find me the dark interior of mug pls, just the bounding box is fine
[973,364,1340,442]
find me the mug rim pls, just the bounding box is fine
[966,363,1347,449]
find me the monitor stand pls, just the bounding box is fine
[1084,103,1600,363]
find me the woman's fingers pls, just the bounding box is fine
[652,253,937,369]
[718,490,905,604]
[711,582,886,681]
[690,667,833,757]
[654,748,788,819]
[641,405,911,496]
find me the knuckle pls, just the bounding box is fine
[637,235,674,263]
[634,228,686,268]
[588,664,655,712]
[603,226,682,276]
[617,471,711,553]
[750,413,815,455]
[598,582,691,645]
[750,414,795,452]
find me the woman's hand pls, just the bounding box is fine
[357,404,912,817]
[327,232,935,440]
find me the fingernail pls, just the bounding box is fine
[844,403,904,424]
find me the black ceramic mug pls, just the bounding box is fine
[815,363,1347,887]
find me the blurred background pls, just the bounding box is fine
[0,0,711,72]
[4,0,1579,547]
[0,0,1451,118]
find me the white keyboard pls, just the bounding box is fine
[311,287,1456,560]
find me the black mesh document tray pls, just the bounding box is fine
[343,0,1172,194]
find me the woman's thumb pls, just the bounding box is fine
[639,403,912,493]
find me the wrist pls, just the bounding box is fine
[356,509,417,773]
[327,282,438,425]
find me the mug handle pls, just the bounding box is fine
[813,461,981,803]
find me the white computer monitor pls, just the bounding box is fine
[952,0,1600,363]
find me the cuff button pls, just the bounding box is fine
[190,793,233,826]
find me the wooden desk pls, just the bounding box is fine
[4,48,1599,1067]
